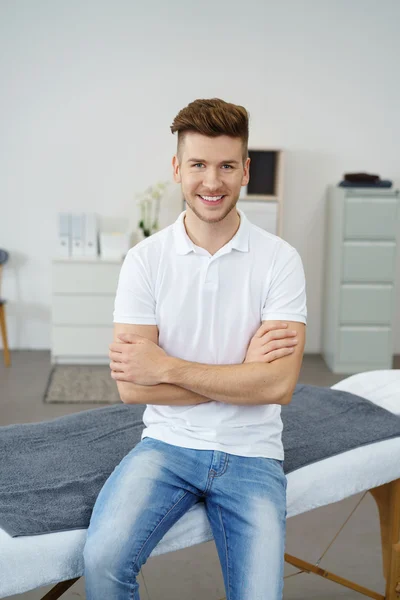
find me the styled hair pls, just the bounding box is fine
[170,98,249,165]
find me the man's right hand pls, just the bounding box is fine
[243,321,298,364]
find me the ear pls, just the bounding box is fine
[172,155,181,183]
[241,156,250,187]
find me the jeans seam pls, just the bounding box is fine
[204,454,230,494]
[129,490,191,594]
[217,504,231,600]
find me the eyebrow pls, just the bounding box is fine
[187,158,240,165]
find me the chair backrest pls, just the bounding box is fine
[0,249,8,266]
[0,249,9,298]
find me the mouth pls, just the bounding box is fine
[197,194,225,206]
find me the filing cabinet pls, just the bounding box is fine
[322,186,400,373]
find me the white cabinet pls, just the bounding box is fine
[322,186,400,373]
[51,259,122,364]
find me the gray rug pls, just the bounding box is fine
[43,365,121,404]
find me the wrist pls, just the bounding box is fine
[159,356,182,384]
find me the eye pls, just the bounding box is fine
[192,163,233,169]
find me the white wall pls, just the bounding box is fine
[1,0,400,352]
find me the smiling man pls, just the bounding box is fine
[83,98,307,600]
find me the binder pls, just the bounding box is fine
[84,212,98,258]
[57,213,71,258]
[71,213,85,257]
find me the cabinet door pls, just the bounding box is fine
[342,242,397,282]
[52,296,115,325]
[53,263,121,294]
[52,326,114,356]
[344,196,399,240]
[338,327,391,364]
[339,285,393,325]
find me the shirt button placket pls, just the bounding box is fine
[206,260,218,288]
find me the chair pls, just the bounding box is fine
[0,249,11,367]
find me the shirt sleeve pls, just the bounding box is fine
[262,245,307,324]
[113,248,157,325]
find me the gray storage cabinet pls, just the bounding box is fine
[322,186,400,373]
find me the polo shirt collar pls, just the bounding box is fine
[173,208,250,255]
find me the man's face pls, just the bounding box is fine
[172,132,250,223]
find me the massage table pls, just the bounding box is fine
[1,369,399,600]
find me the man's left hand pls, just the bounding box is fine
[109,333,170,385]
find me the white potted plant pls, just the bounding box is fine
[136,181,169,240]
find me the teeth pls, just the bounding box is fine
[200,195,223,202]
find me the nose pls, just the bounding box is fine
[202,168,222,192]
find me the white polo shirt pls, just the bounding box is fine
[113,208,307,459]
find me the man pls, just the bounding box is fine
[83,98,307,599]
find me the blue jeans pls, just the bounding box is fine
[83,437,287,600]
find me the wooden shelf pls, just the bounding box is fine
[239,195,279,203]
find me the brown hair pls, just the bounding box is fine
[170,98,249,165]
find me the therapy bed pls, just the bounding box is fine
[1,369,400,600]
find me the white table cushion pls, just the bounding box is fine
[1,370,399,598]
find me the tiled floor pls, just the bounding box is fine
[1,351,399,599]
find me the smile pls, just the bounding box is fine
[198,195,225,205]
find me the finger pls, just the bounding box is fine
[254,321,287,338]
[263,347,295,362]
[262,337,298,350]
[110,370,127,380]
[262,329,297,342]
[110,361,125,371]
[109,350,124,362]
[109,343,125,353]
[256,321,287,335]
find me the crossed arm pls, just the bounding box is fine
[110,321,306,407]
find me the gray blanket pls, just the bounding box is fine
[1,383,400,538]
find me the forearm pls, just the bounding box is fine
[117,381,212,406]
[161,359,283,406]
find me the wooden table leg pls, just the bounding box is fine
[40,577,81,599]
[370,479,400,599]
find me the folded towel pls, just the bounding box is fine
[344,172,380,183]
[339,180,393,188]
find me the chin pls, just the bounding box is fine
[186,196,239,223]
